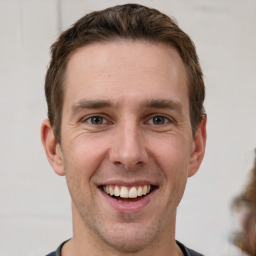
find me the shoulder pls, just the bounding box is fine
[45,252,56,256]
[186,248,205,256]
[45,240,67,256]
[176,241,205,256]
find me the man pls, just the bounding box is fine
[41,4,207,256]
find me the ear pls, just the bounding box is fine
[41,119,65,176]
[188,117,207,177]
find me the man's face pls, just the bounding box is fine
[50,40,205,252]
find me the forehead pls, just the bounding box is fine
[64,40,188,107]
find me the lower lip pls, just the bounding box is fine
[99,188,156,213]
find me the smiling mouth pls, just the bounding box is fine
[100,185,157,203]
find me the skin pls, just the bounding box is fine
[42,40,206,256]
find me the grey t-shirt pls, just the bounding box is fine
[46,240,205,256]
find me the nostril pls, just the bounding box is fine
[114,161,123,167]
[113,160,145,170]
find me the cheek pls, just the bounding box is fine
[62,140,103,203]
[150,135,191,206]
[150,134,192,176]
[63,136,108,174]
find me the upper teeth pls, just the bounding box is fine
[103,185,151,198]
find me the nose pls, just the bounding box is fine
[109,121,148,170]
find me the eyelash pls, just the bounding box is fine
[83,115,109,125]
[82,114,174,126]
[146,115,174,125]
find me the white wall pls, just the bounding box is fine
[0,0,255,255]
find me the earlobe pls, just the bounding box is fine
[188,117,207,177]
[41,119,65,176]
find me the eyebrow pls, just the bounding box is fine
[142,99,183,112]
[71,98,183,115]
[71,99,112,114]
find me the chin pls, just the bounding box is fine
[98,222,160,253]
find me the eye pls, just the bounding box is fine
[148,115,169,125]
[86,116,107,125]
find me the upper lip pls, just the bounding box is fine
[97,180,158,187]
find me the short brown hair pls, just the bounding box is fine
[45,4,205,143]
